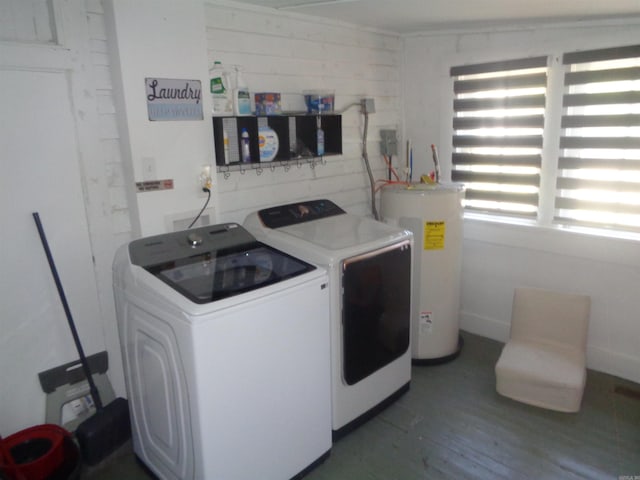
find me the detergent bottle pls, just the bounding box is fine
[210,61,232,115]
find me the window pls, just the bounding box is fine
[556,45,640,233]
[451,44,640,238]
[450,57,548,218]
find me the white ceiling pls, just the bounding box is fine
[230,0,640,33]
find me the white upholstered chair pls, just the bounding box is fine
[495,287,591,412]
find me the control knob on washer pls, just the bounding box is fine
[187,232,203,247]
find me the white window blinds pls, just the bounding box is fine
[556,45,640,233]
[450,56,548,218]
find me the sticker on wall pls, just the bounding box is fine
[423,221,445,250]
[136,179,174,192]
[419,311,433,335]
[145,78,203,121]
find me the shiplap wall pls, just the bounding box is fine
[86,0,404,232]
[85,0,131,396]
[204,2,403,223]
[87,0,132,245]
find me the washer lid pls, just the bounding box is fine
[129,223,315,304]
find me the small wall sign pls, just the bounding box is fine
[145,78,203,121]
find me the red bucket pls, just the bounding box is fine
[0,424,70,480]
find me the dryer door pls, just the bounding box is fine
[342,240,411,385]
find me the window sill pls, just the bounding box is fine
[463,213,640,268]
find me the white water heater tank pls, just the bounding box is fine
[381,183,464,362]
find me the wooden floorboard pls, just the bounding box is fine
[304,331,640,480]
[84,331,640,480]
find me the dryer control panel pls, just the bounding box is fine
[258,199,345,229]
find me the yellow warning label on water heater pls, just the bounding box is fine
[423,221,445,250]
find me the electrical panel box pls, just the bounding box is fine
[380,129,398,156]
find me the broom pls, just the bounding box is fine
[32,212,130,466]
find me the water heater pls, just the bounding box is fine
[381,184,464,363]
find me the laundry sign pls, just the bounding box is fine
[145,78,203,121]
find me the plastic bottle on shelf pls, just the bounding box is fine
[234,66,252,116]
[223,129,230,164]
[240,128,251,163]
[210,61,232,115]
[316,116,325,156]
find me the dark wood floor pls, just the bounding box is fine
[85,331,640,479]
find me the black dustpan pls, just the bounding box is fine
[33,212,131,466]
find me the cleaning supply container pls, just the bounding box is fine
[381,183,465,364]
[303,90,334,114]
[0,424,71,480]
[234,66,251,115]
[210,61,233,115]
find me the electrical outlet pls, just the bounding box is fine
[141,157,157,181]
[199,165,212,193]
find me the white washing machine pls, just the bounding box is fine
[113,223,331,480]
[244,199,413,439]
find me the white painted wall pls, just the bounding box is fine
[0,0,127,435]
[104,0,218,237]
[203,1,403,223]
[403,20,640,383]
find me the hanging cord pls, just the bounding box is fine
[188,187,211,228]
[361,103,379,220]
[383,154,401,182]
[373,154,410,192]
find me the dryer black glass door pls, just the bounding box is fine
[342,240,411,385]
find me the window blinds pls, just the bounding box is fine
[451,56,548,218]
[556,45,640,233]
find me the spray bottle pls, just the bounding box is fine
[234,66,251,116]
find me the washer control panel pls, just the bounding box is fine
[258,199,345,229]
[128,223,254,267]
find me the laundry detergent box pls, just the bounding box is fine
[254,92,282,115]
[303,90,334,114]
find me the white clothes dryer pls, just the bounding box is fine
[244,199,413,439]
[113,223,331,480]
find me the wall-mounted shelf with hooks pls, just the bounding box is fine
[212,114,341,176]
[217,157,327,179]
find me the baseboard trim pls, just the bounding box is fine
[459,310,640,385]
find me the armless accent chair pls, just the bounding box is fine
[495,287,591,412]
